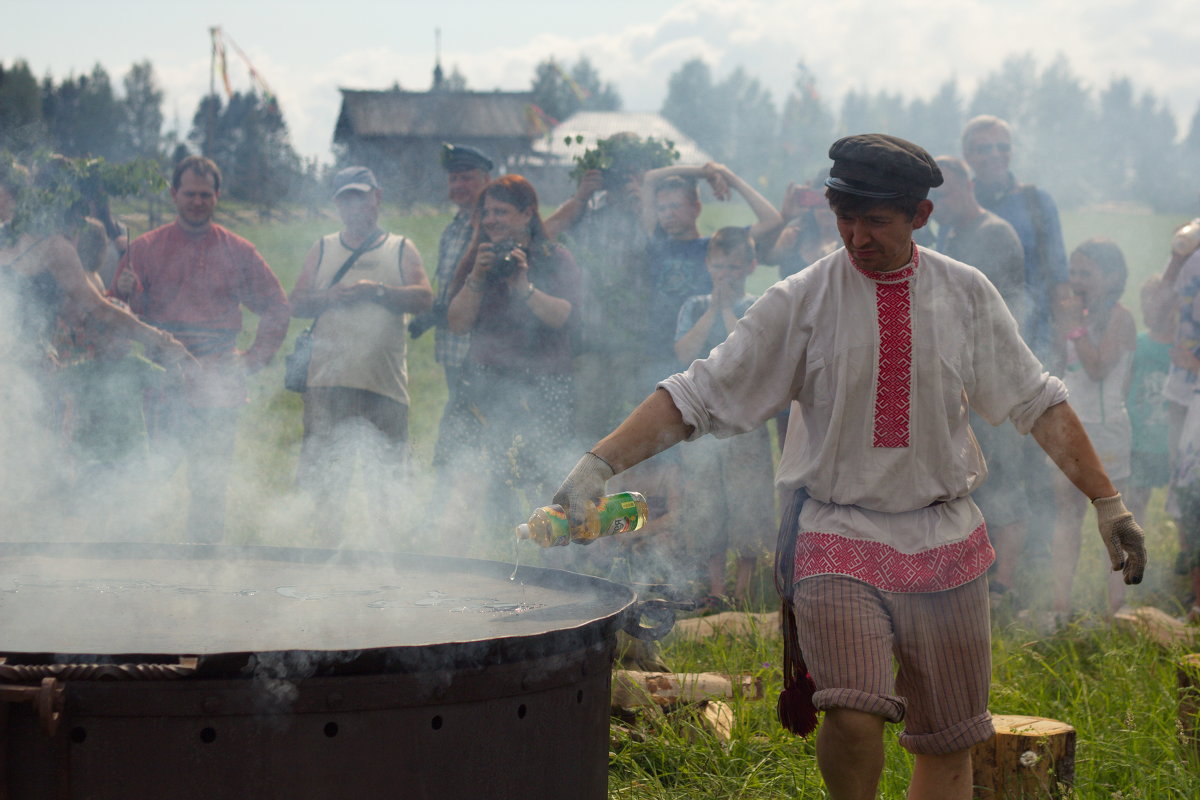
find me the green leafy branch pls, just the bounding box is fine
[3,151,166,242]
[566,134,680,185]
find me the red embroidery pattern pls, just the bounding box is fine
[793,524,995,593]
[874,279,912,447]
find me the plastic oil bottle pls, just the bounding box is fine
[515,492,650,547]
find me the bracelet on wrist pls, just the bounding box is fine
[467,279,486,292]
[523,283,536,301]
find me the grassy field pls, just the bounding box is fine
[124,199,1198,796]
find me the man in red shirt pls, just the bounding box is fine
[114,156,289,541]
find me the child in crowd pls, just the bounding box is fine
[674,227,776,608]
[1126,275,1174,529]
[58,313,169,537]
[1171,394,1200,622]
[1051,238,1136,620]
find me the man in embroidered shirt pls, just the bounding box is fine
[550,134,1146,800]
[113,156,289,542]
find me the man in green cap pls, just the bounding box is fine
[549,134,1146,798]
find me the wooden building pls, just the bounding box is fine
[333,82,544,205]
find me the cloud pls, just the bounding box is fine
[150,0,1200,161]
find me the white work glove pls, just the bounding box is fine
[1093,494,1147,585]
[552,452,615,534]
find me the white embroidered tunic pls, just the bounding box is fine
[660,245,1068,593]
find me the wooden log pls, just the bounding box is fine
[970,714,1076,799]
[698,700,734,742]
[611,670,764,713]
[1177,653,1200,758]
[670,611,781,641]
[1113,606,1199,649]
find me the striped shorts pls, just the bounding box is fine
[791,573,994,755]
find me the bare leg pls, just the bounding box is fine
[816,709,886,800]
[1191,566,1200,621]
[1125,485,1152,534]
[733,556,756,606]
[908,750,972,800]
[989,520,1028,591]
[1107,569,1128,615]
[1051,480,1087,617]
[707,551,726,598]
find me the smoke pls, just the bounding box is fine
[0,279,75,540]
[243,649,362,718]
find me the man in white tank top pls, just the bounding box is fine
[289,167,433,543]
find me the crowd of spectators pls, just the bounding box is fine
[2,115,1199,619]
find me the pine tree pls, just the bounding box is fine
[0,60,44,155]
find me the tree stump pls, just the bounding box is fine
[971,714,1076,799]
[1177,654,1200,758]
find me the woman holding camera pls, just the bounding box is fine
[446,175,582,537]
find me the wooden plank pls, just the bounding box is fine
[611,670,763,713]
[669,611,781,641]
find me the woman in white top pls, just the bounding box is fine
[1052,237,1136,619]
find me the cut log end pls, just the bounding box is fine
[971,714,1076,799]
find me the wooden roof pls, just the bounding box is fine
[336,88,540,140]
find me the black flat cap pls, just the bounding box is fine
[825,134,943,199]
[441,143,494,173]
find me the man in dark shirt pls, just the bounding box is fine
[962,116,1070,568]
[544,137,652,445]
[932,155,1032,602]
[961,115,1069,366]
[421,144,492,479]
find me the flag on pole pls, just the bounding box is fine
[553,62,590,103]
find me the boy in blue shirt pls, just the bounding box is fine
[674,227,776,607]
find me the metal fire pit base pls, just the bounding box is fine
[4,643,613,800]
[0,543,638,800]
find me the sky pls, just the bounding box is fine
[5,0,1200,162]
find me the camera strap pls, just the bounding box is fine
[307,229,387,339]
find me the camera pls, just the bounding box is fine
[489,240,523,282]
